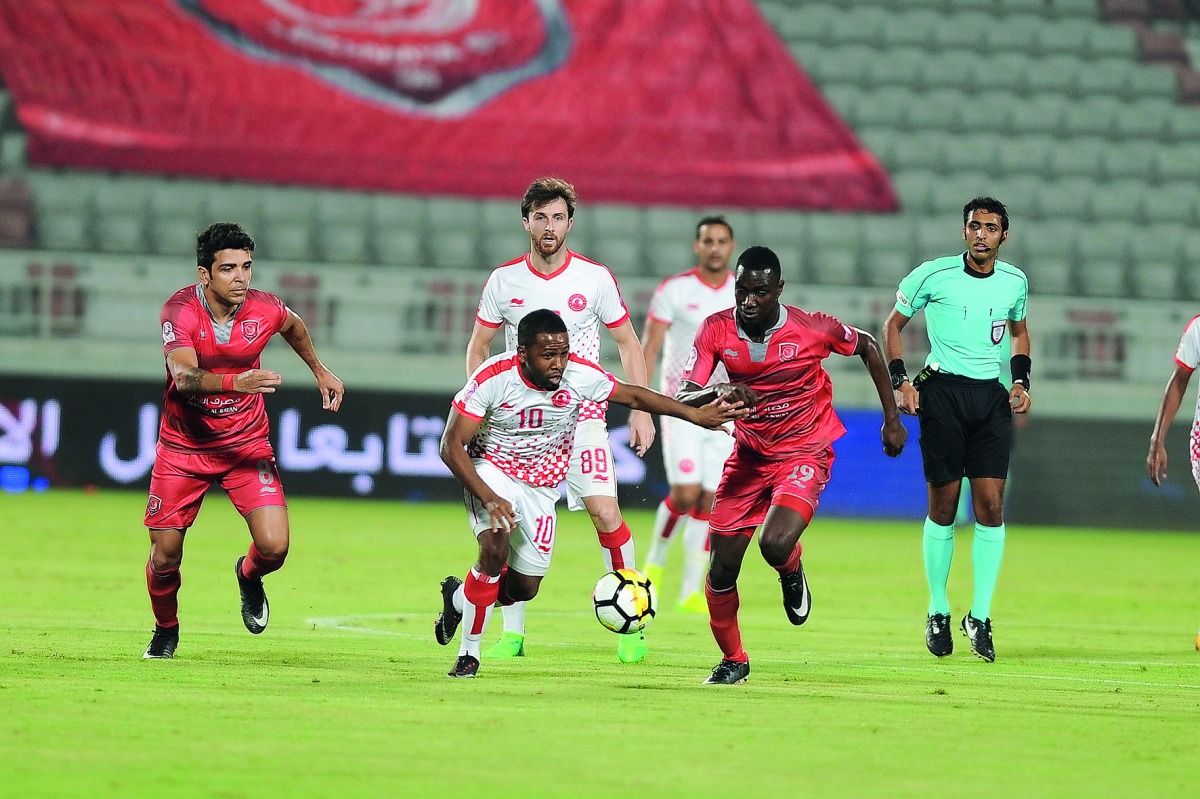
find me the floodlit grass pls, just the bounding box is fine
[1,490,1197,798]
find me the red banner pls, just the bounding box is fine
[0,0,896,210]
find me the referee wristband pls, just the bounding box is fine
[220,373,236,392]
[1010,354,1031,391]
[888,359,908,390]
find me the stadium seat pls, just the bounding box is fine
[1006,95,1067,137]
[374,227,423,267]
[587,238,642,277]
[864,249,915,289]
[482,231,534,269]
[261,189,315,226]
[852,87,919,130]
[205,184,263,231]
[984,14,1046,55]
[1019,222,1075,295]
[879,9,943,50]
[1123,64,1178,102]
[916,51,978,92]
[913,216,964,257]
[319,224,372,265]
[1102,142,1160,182]
[807,213,863,254]
[1129,261,1180,300]
[1075,258,1128,297]
[1089,180,1146,223]
[806,46,874,87]
[646,207,703,242]
[974,53,1034,95]
[1164,106,1200,144]
[903,89,966,132]
[861,215,917,264]
[148,215,200,257]
[1033,178,1101,222]
[890,170,938,215]
[1,131,26,172]
[480,200,520,235]
[1046,136,1108,180]
[647,239,694,279]
[314,190,372,226]
[1140,181,1200,226]
[771,3,839,45]
[1059,96,1122,139]
[827,8,889,49]
[1084,24,1138,60]
[1112,99,1173,141]
[588,204,646,244]
[1034,20,1091,57]
[890,133,950,173]
[1074,57,1132,98]
[807,245,861,286]
[1023,55,1084,96]
[1153,142,1200,183]
[864,48,925,91]
[988,177,1041,223]
[36,210,90,251]
[942,134,1004,176]
[259,220,314,262]
[94,214,146,254]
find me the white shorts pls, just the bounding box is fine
[564,418,618,512]
[464,459,560,577]
[660,415,736,492]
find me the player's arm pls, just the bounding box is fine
[608,380,748,431]
[466,321,500,376]
[439,408,516,531]
[608,318,657,456]
[280,308,344,411]
[640,317,669,387]
[675,379,759,410]
[882,308,919,415]
[166,347,281,395]
[1147,363,1193,487]
[852,327,907,458]
[1007,318,1032,414]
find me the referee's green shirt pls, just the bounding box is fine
[893,253,1028,380]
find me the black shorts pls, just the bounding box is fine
[917,373,1012,483]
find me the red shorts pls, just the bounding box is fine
[144,439,286,530]
[708,446,834,537]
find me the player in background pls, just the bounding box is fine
[436,310,748,677]
[882,197,1031,664]
[677,246,907,685]
[141,222,344,659]
[465,177,657,663]
[641,215,737,614]
[1146,314,1200,651]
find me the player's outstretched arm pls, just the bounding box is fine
[882,309,918,415]
[609,319,657,455]
[166,348,281,395]
[675,380,759,410]
[609,380,748,432]
[280,309,344,411]
[1147,364,1193,487]
[853,327,906,458]
[439,409,516,531]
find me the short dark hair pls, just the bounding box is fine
[963,197,1009,232]
[696,215,734,240]
[517,308,568,349]
[197,222,255,269]
[522,177,578,220]
[735,245,781,279]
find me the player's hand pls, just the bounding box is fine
[1147,442,1168,487]
[235,369,282,394]
[628,410,656,457]
[484,497,517,532]
[896,383,919,415]
[717,383,759,410]
[316,368,345,412]
[1009,385,1031,414]
[881,417,907,457]
[693,397,749,430]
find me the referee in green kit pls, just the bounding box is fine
[882,197,1031,663]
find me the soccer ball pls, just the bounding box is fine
[592,568,657,634]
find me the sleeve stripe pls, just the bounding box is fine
[604,310,631,329]
[1174,356,1196,373]
[452,400,485,420]
[475,315,502,329]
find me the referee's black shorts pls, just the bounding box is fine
[917,372,1012,484]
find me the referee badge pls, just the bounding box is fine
[991,319,1006,344]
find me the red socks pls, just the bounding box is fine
[463,569,501,636]
[705,577,747,663]
[597,522,634,570]
[240,542,287,580]
[146,560,180,628]
[773,542,802,576]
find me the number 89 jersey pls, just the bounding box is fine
[452,351,617,487]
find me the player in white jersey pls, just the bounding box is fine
[436,310,748,677]
[465,177,657,664]
[640,216,737,614]
[1146,313,1200,651]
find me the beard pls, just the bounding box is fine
[533,233,564,256]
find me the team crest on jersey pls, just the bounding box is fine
[241,320,261,342]
[551,389,571,407]
[175,0,571,118]
[147,495,162,516]
[991,319,1006,345]
[778,342,798,361]
[568,293,587,312]
[162,322,176,345]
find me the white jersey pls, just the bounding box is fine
[647,268,735,396]
[1173,315,1200,465]
[475,250,630,422]
[452,351,617,487]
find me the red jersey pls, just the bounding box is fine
[682,305,858,459]
[158,285,289,453]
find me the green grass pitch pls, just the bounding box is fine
[1,490,1197,798]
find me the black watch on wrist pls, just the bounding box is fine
[890,371,909,390]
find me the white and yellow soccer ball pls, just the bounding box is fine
[592,568,657,634]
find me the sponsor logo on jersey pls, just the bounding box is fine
[723,347,740,358]
[991,319,1006,344]
[241,320,261,342]
[175,0,572,118]
[510,298,525,306]
[551,390,571,407]
[147,495,162,516]
[778,343,798,361]
[568,293,587,312]
[162,322,176,345]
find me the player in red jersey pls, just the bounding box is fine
[141,222,344,660]
[676,246,907,684]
